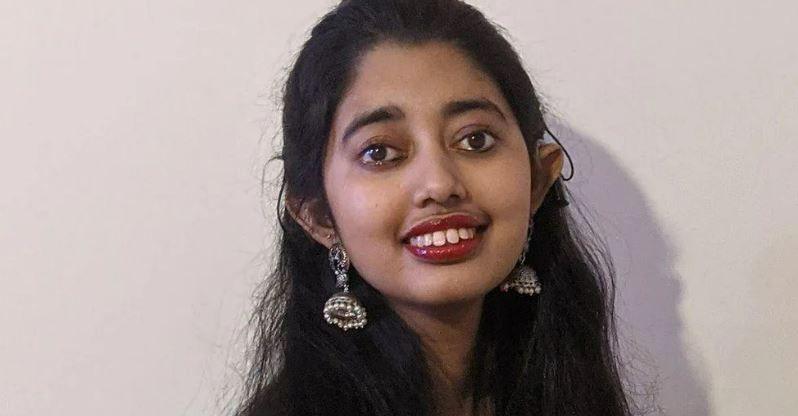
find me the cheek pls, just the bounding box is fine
[334,187,397,238]
[472,150,531,217]
[470,147,532,274]
[323,164,406,285]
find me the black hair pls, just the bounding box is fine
[237,0,630,415]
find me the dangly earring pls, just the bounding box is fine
[500,220,542,296]
[322,235,368,331]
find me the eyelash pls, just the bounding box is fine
[358,129,498,167]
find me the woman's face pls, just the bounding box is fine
[319,42,542,309]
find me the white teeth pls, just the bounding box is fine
[446,229,459,244]
[408,227,478,247]
[432,231,446,246]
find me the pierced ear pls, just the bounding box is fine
[286,195,337,249]
[530,142,564,214]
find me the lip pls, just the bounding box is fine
[400,213,487,242]
[403,230,484,264]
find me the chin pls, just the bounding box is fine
[389,281,493,309]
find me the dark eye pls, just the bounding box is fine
[359,143,402,166]
[456,130,497,152]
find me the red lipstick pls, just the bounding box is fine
[401,213,487,264]
[404,232,483,263]
[401,213,484,241]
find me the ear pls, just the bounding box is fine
[530,142,565,215]
[286,195,337,249]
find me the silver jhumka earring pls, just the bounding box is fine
[322,237,367,331]
[500,220,542,296]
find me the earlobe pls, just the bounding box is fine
[286,196,336,248]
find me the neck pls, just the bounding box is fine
[390,297,484,416]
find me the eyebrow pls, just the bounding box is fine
[340,97,507,143]
[341,106,403,143]
[442,98,506,122]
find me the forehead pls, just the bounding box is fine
[331,41,513,133]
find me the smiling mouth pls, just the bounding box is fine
[402,225,488,248]
[402,225,487,264]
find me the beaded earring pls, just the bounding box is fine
[500,220,542,295]
[322,237,367,331]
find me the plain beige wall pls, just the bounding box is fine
[1,1,795,415]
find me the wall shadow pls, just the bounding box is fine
[546,119,712,416]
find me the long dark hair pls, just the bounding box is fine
[238,0,630,415]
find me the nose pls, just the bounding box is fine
[411,146,468,207]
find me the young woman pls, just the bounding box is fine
[238,1,630,415]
